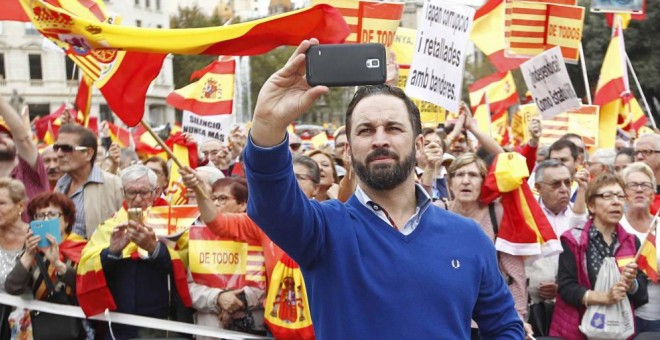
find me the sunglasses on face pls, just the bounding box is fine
[53,143,89,153]
[290,143,302,151]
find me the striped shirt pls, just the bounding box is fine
[55,165,105,238]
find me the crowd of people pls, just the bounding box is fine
[0,39,657,339]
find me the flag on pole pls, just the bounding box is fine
[605,1,646,29]
[470,0,526,72]
[167,60,236,115]
[468,71,518,114]
[636,222,657,284]
[107,122,131,148]
[594,20,629,106]
[74,75,93,126]
[618,96,648,133]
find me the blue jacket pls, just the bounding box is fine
[245,136,524,339]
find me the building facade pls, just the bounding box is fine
[0,0,174,128]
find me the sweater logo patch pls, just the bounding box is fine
[451,259,461,269]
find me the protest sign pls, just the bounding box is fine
[182,111,233,144]
[521,103,599,147]
[405,0,474,112]
[392,27,446,127]
[521,46,580,119]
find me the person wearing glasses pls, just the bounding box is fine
[54,124,123,239]
[550,173,649,339]
[77,164,192,339]
[634,133,660,214]
[288,132,304,158]
[6,192,85,304]
[619,162,660,333]
[0,96,49,222]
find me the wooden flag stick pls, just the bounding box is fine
[139,120,207,199]
[634,210,659,261]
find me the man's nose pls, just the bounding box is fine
[371,127,390,148]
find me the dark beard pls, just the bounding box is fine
[352,147,416,191]
[0,148,16,162]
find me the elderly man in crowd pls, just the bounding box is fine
[200,138,234,177]
[77,164,191,339]
[0,96,49,220]
[41,145,63,191]
[634,133,660,214]
[55,124,123,238]
[588,148,616,179]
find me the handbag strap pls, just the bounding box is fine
[34,253,56,297]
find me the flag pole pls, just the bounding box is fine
[139,120,207,199]
[579,44,592,105]
[634,210,659,261]
[625,53,657,129]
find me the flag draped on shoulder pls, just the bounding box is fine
[167,60,236,115]
[470,0,526,72]
[76,207,192,317]
[481,152,561,257]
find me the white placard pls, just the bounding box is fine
[181,111,234,145]
[404,0,474,113]
[521,46,581,119]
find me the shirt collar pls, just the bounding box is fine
[56,165,105,191]
[355,183,432,217]
[538,197,570,217]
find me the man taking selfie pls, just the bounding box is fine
[244,39,524,339]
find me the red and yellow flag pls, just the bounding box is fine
[76,207,192,317]
[636,223,657,284]
[481,152,561,256]
[468,71,518,114]
[0,0,29,21]
[107,122,131,148]
[594,20,629,106]
[605,1,646,29]
[618,96,649,133]
[74,75,93,127]
[312,0,404,47]
[167,60,236,115]
[471,0,526,72]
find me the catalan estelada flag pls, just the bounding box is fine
[167,60,236,115]
[468,71,518,114]
[76,207,192,316]
[636,221,657,284]
[481,152,561,257]
[470,0,526,72]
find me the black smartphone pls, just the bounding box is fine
[306,43,386,87]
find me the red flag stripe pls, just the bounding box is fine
[550,6,585,20]
[362,3,405,20]
[512,8,547,15]
[511,19,547,26]
[485,50,526,74]
[475,0,502,20]
[510,31,546,38]
[594,80,628,105]
[511,42,546,49]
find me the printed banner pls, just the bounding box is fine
[521,46,580,119]
[181,111,234,144]
[392,27,445,127]
[521,103,599,147]
[405,0,475,112]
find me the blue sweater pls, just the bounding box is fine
[245,137,524,339]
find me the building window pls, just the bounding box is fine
[0,54,5,80]
[24,23,38,35]
[134,0,139,6]
[28,54,42,80]
[156,24,162,29]
[99,104,114,123]
[156,0,160,10]
[65,57,79,81]
[136,20,142,27]
[145,0,150,8]
[28,103,51,119]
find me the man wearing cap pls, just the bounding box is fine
[0,96,49,221]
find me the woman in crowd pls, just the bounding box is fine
[620,162,660,332]
[615,147,635,175]
[445,153,529,337]
[143,156,170,206]
[5,192,84,297]
[0,179,28,292]
[306,150,339,201]
[187,176,266,338]
[550,173,649,339]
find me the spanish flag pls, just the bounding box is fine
[74,75,93,127]
[107,122,132,148]
[636,221,657,284]
[0,0,29,22]
[470,0,526,72]
[19,0,349,55]
[165,133,195,206]
[481,152,561,256]
[468,71,518,115]
[76,207,192,317]
[166,60,236,115]
[618,96,649,133]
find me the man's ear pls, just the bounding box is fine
[415,134,424,152]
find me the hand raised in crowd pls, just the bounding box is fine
[126,220,158,254]
[575,167,590,191]
[182,132,195,144]
[179,166,208,195]
[20,230,40,269]
[100,120,110,138]
[109,224,130,255]
[109,143,121,165]
[459,101,475,131]
[251,38,329,147]
[528,116,542,146]
[423,141,444,170]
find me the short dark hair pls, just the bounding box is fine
[58,124,98,165]
[421,127,446,152]
[616,147,634,161]
[143,156,169,180]
[212,177,248,204]
[549,139,579,162]
[294,155,321,184]
[27,192,76,235]
[345,85,422,141]
[585,172,626,208]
